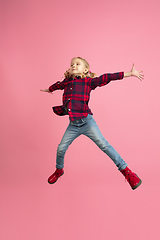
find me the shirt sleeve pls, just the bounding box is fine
[88,72,124,90]
[49,78,66,92]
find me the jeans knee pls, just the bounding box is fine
[57,144,67,156]
[96,139,110,152]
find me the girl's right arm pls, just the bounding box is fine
[40,78,66,93]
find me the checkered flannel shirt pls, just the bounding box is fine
[49,72,124,121]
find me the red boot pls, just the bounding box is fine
[121,167,142,190]
[48,168,64,184]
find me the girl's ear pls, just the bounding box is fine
[84,68,89,74]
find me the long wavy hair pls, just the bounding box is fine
[63,57,97,79]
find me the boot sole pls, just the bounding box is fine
[132,176,142,190]
[48,172,64,184]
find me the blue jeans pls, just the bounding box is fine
[56,114,127,171]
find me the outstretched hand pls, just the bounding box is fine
[40,89,53,94]
[131,64,144,81]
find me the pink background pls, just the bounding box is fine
[1,0,160,239]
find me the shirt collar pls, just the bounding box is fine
[73,75,81,79]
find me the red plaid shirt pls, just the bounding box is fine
[49,72,124,121]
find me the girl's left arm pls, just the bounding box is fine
[124,64,144,81]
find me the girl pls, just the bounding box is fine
[40,57,144,190]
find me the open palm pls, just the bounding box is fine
[131,64,144,81]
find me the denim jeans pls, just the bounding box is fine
[56,114,127,171]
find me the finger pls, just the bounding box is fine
[139,76,143,81]
[139,74,143,78]
[139,71,144,76]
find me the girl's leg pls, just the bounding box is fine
[56,123,80,169]
[82,115,127,171]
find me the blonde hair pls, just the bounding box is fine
[63,57,97,79]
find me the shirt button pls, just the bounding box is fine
[70,88,72,90]
[68,109,71,111]
[68,98,70,100]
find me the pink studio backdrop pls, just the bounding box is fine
[1,0,160,239]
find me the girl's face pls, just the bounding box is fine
[69,58,88,77]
